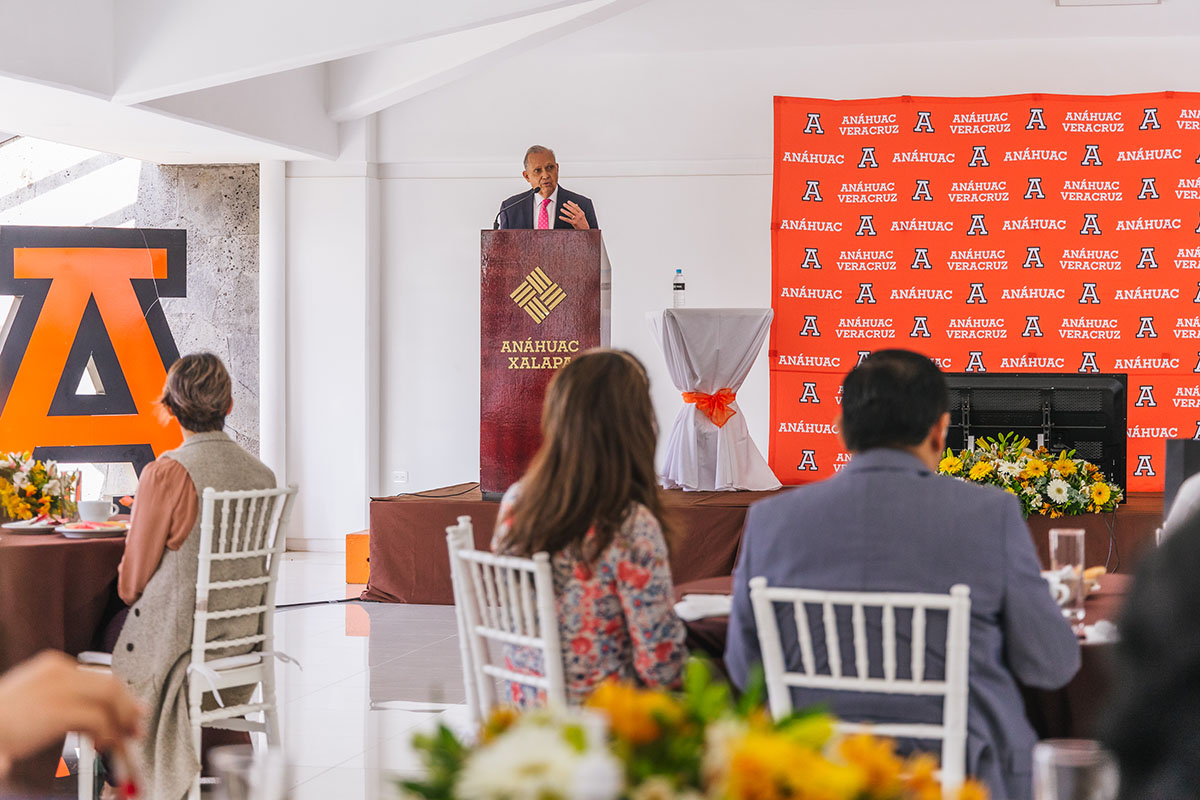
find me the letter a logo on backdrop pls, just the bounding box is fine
[771,91,1200,493]
[0,226,186,473]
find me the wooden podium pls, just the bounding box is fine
[480,230,610,498]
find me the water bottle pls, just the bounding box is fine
[672,268,686,308]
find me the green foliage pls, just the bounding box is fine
[683,657,730,723]
[734,665,766,718]
[399,725,469,800]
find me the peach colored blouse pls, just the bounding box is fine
[116,457,198,604]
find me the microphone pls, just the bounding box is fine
[493,188,540,230]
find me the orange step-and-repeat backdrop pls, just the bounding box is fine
[771,92,1200,493]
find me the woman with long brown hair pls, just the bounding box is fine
[492,348,687,705]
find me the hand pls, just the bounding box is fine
[558,200,590,230]
[0,651,143,771]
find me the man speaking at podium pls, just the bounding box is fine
[495,145,599,230]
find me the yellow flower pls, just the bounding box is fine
[586,682,682,745]
[957,778,991,800]
[721,730,866,800]
[481,707,519,743]
[745,708,772,731]
[902,753,943,800]
[1090,482,1111,506]
[725,732,795,800]
[968,462,994,481]
[1054,456,1077,477]
[939,455,963,474]
[838,734,902,796]
[795,754,864,800]
[1024,459,1048,478]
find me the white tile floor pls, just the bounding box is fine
[269,552,469,800]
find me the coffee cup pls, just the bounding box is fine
[78,499,118,522]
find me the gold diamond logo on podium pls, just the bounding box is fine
[510,267,566,324]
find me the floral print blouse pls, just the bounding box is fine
[491,484,688,706]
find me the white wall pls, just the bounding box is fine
[285,169,380,543]
[289,31,1200,530]
[380,172,772,491]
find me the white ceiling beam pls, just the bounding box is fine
[326,0,644,123]
[110,0,606,106]
[0,2,113,96]
[136,66,339,160]
[0,75,315,165]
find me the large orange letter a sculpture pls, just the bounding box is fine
[0,227,186,473]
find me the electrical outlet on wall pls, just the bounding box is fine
[391,470,409,485]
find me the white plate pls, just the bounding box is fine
[56,523,128,538]
[1,521,61,534]
[59,528,128,539]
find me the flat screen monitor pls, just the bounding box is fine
[944,373,1127,483]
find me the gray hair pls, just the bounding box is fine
[523,145,556,169]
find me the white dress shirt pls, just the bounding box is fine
[533,188,558,229]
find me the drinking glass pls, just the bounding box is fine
[1049,528,1086,629]
[210,745,288,800]
[1033,739,1118,800]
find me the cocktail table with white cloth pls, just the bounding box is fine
[647,308,781,491]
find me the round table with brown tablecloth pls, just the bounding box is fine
[0,532,126,790]
[675,573,1129,739]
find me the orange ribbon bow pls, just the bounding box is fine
[682,388,738,428]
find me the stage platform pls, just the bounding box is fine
[360,484,1164,605]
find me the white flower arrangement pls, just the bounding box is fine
[0,451,79,521]
[938,432,1123,518]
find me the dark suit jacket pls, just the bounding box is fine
[1100,499,1200,800]
[1161,471,1200,540]
[496,186,598,230]
[725,448,1081,800]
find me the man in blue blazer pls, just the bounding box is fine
[725,349,1080,800]
[495,145,598,230]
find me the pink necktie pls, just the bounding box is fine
[537,197,551,229]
